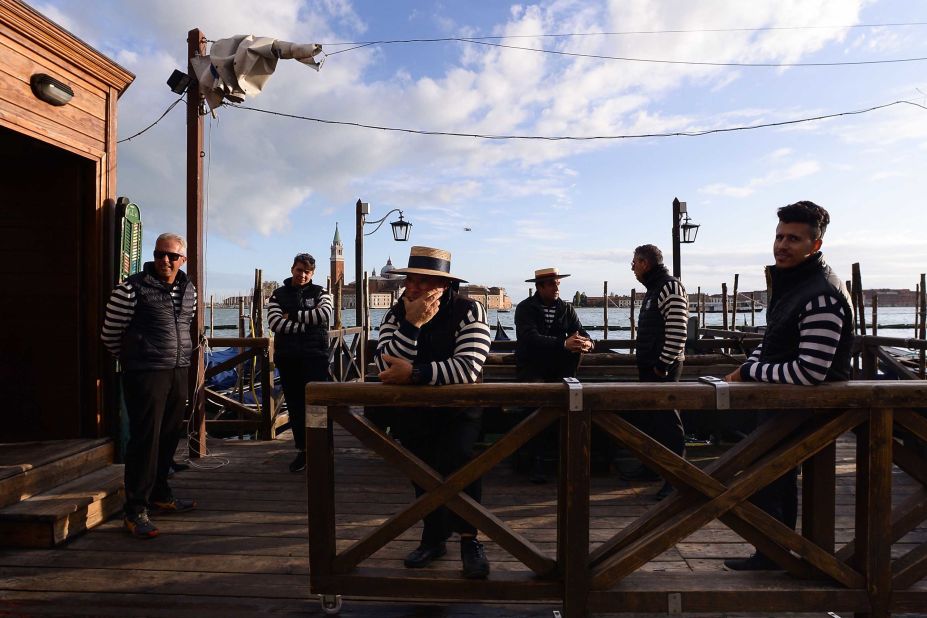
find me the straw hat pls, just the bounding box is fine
[390,246,468,282]
[525,267,571,283]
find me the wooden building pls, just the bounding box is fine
[0,0,133,442]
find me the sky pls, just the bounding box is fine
[31,0,927,300]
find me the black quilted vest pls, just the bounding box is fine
[392,289,478,367]
[759,253,853,381]
[120,262,196,370]
[272,279,329,362]
[635,265,677,368]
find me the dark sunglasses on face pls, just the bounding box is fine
[154,250,185,263]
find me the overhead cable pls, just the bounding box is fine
[117,95,185,143]
[226,99,926,141]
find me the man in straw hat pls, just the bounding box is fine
[373,246,493,579]
[514,267,593,482]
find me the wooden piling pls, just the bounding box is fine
[750,291,756,327]
[700,290,706,328]
[871,294,878,337]
[721,282,729,331]
[629,288,636,353]
[920,274,926,379]
[852,263,866,336]
[209,294,215,338]
[603,281,608,339]
[730,274,739,333]
[252,269,264,338]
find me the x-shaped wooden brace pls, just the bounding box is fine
[834,408,927,590]
[327,334,362,382]
[327,405,560,576]
[590,408,870,589]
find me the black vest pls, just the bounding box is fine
[272,279,329,362]
[391,289,477,366]
[636,265,677,368]
[514,294,582,381]
[759,253,853,381]
[120,262,196,370]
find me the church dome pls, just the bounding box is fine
[380,257,396,278]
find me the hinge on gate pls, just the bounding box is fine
[668,592,682,614]
[563,377,582,411]
[698,375,730,410]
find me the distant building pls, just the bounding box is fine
[330,223,344,290]
[459,285,512,310]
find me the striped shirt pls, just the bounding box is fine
[657,279,689,367]
[101,281,197,357]
[543,305,556,329]
[374,298,491,385]
[740,294,847,385]
[267,290,333,334]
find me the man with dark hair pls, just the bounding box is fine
[102,232,198,539]
[514,267,593,481]
[268,253,333,473]
[723,201,853,571]
[374,246,493,579]
[627,244,688,500]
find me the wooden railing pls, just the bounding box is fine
[201,336,276,439]
[305,380,927,617]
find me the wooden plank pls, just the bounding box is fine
[802,442,836,552]
[0,439,113,508]
[893,543,927,590]
[306,405,337,589]
[561,398,591,617]
[861,408,894,618]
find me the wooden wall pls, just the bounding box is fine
[0,0,133,441]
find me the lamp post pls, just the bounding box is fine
[671,197,700,280]
[354,198,411,332]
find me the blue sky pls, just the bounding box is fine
[33,0,927,299]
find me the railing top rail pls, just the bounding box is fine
[306,380,927,411]
[206,336,270,348]
[328,326,365,336]
[858,334,927,350]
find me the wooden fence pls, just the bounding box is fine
[305,380,927,617]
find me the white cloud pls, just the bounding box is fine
[700,160,821,198]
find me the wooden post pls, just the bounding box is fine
[603,281,608,339]
[629,288,636,353]
[186,28,207,458]
[750,291,756,327]
[919,274,926,379]
[363,272,370,336]
[730,273,739,332]
[334,280,343,329]
[852,263,866,336]
[306,405,337,593]
[871,293,878,337]
[700,290,706,328]
[695,285,700,331]
[559,394,590,617]
[237,298,246,406]
[721,282,729,331]
[252,269,264,337]
[209,294,215,338]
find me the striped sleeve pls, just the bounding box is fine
[101,282,136,357]
[740,295,846,385]
[267,294,304,334]
[657,279,689,370]
[746,342,763,363]
[373,308,419,372]
[419,301,491,385]
[297,291,333,327]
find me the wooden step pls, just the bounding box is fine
[0,438,114,508]
[0,464,124,547]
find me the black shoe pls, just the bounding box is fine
[289,451,306,473]
[724,553,779,571]
[619,463,660,482]
[460,537,490,579]
[403,542,447,568]
[124,510,159,539]
[654,482,673,501]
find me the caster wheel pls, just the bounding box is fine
[320,594,342,615]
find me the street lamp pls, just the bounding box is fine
[355,198,412,335]
[672,197,700,280]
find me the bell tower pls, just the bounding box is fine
[330,223,344,288]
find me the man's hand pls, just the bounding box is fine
[724,367,743,382]
[379,354,414,384]
[565,333,593,353]
[403,289,443,328]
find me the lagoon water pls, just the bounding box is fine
[206,304,922,341]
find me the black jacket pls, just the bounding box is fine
[635,265,679,370]
[760,252,853,381]
[514,293,589,381]
[271,279,329,362]
[120,262,196,370]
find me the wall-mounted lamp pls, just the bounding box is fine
[167,69,191,95]
[30,73,73,106]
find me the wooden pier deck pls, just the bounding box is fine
[1,426,924,617]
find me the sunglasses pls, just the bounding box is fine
[154,250,185,262]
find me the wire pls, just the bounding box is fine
[226,99,926,142]
[322,21,927,47]
[459,38,927,67]
[117,95,185,143]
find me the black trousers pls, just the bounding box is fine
[277,355,329,452]
[122,368,188,515]
[394,407,483,546]
[751,411,799,530]
[624,363,686,458]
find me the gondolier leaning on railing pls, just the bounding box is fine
[374,245,493,579]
